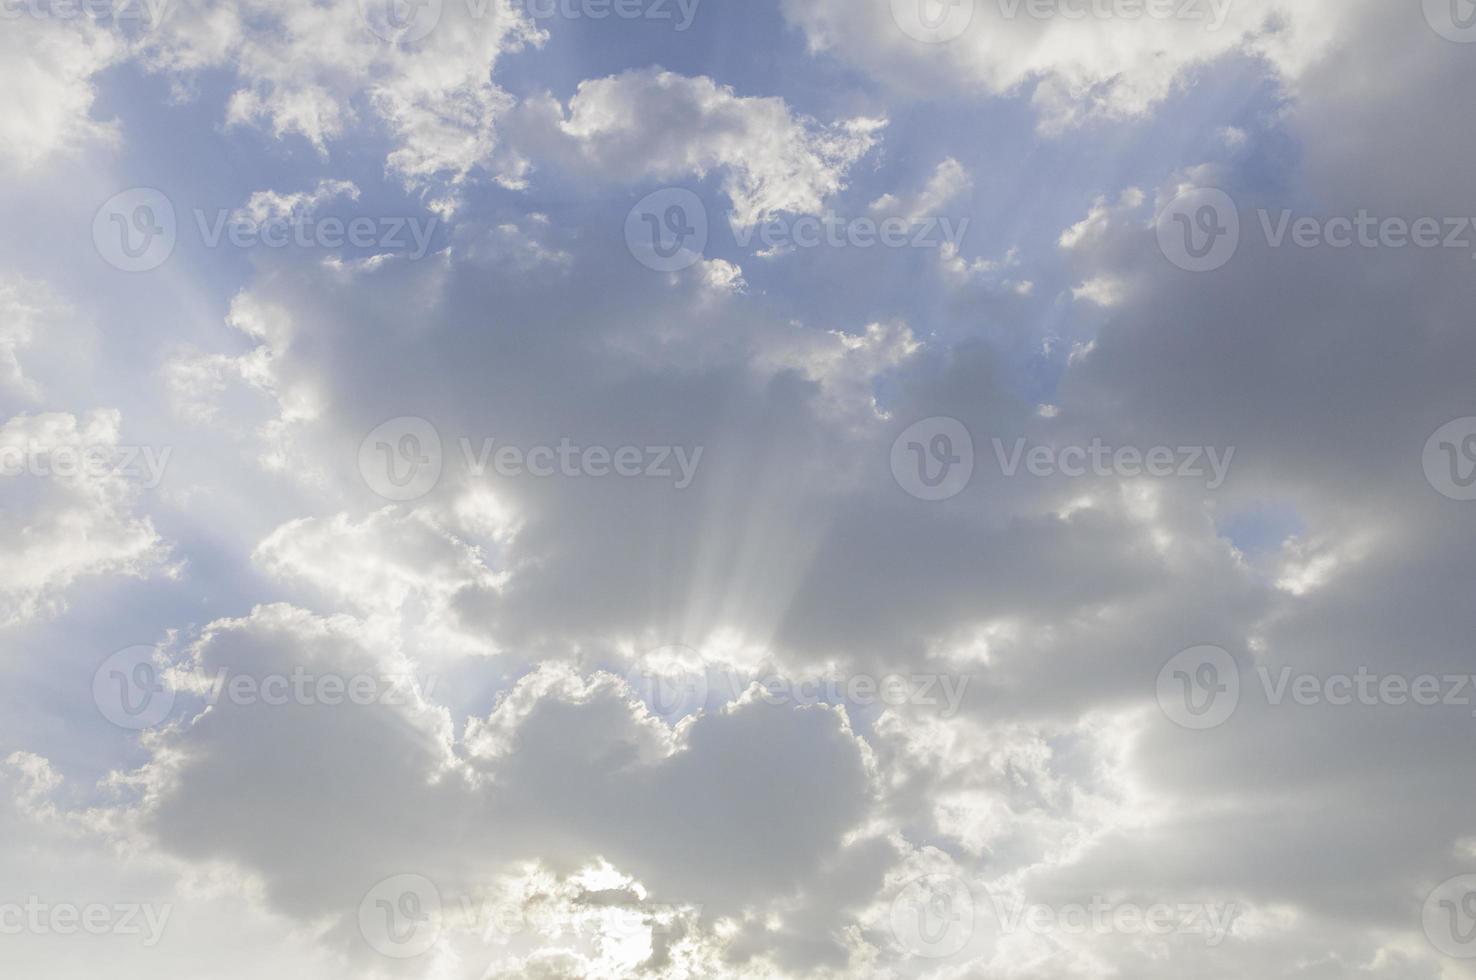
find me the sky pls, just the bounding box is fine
[4,0,1476,977]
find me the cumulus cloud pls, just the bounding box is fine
[0,15,120,169]
[0,410,169,626]
[8,1,1476,978]
[134,0,542,212]
[780,0,1350,129]
[504,68,886,226]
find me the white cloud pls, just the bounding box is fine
[0,410,169,626]
[0,16,120,170]
[780,0,1346,129]
[506,69,886,226]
